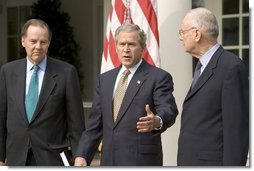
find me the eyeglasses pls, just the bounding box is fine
[178,27,197,39]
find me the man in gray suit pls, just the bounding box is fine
[74,23,178,166]
[177,8,249,166]
[0,19,85,166]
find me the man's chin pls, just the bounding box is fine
[30,56,44,64]
[122,62,132,68]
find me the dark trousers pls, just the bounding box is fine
[25,149,37,166]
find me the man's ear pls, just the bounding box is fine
[194,29,202,42]
[21,37,25,47]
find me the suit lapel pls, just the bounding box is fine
[30,58,56,123]
[184,67,213,101]
[14,59,28,122]
[105,68,120,127]
[114,60,149,127]
[184,46,224,102]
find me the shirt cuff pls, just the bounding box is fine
[154,115,163,130]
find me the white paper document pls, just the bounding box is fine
[60,151,70,166]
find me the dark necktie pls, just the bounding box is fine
[191,61,202,89]
[25,65,39,122]
[113,69,130,122]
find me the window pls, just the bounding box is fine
[195,0,249,74]
[222,0,249,72]
[7,6,31,61]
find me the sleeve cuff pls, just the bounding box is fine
[154,115,163,130]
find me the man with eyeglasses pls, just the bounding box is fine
[177,8,249,166]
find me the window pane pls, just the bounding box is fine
[242,17,249,45]
[223,18,239,46]
[242,49,249,74]
[192,0,205,8]
[8,37,19,61]
[243,0,249,13]
[7,6,31,61]
[227,49,239,56]
[223,0,239,14]
[20,6,31,28]
[7,7,18,35]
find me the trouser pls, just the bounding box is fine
[25,149,37,166]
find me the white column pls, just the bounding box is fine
[158,0,192,166]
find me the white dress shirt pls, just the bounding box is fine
[26,57,47,96]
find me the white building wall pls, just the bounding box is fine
[157,0,192,166]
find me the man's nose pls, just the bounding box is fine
[35,42,42,48]
[123,44,130,51]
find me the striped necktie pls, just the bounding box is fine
[113,69,130,122]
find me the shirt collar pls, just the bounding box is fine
[119,59,143,75]
[199,43,220,67]
[26,56,47,72]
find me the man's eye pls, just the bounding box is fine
[41,41,47,45]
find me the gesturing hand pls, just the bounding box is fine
[137,104,160,133]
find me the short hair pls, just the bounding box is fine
[114,23,147,48]
[21,19,52,42]
[188,8,219,40]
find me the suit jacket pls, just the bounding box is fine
[75,60,178,166]
[0,57,85,166]
[177,46,249,166]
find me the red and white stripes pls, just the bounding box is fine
[101,0,160,73]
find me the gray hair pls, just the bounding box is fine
[188,8,219,40]
[21,19,52,42]
[114,23,147,48]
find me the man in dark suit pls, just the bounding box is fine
[0,19,85,166]
[74,23,178,166]
[177,8,249,166]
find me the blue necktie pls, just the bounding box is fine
[25,65,39,122]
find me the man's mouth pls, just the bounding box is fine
[123,55,131,59]
[33,52,41,55]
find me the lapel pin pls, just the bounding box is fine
[137,80,141,84]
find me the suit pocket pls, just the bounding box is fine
[138,145,162,166]
[48,143,73,166]
[48,142,71,152]
[139,144,160,154]
[198,151,223,161]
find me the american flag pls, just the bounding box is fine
[100,0,160,73]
